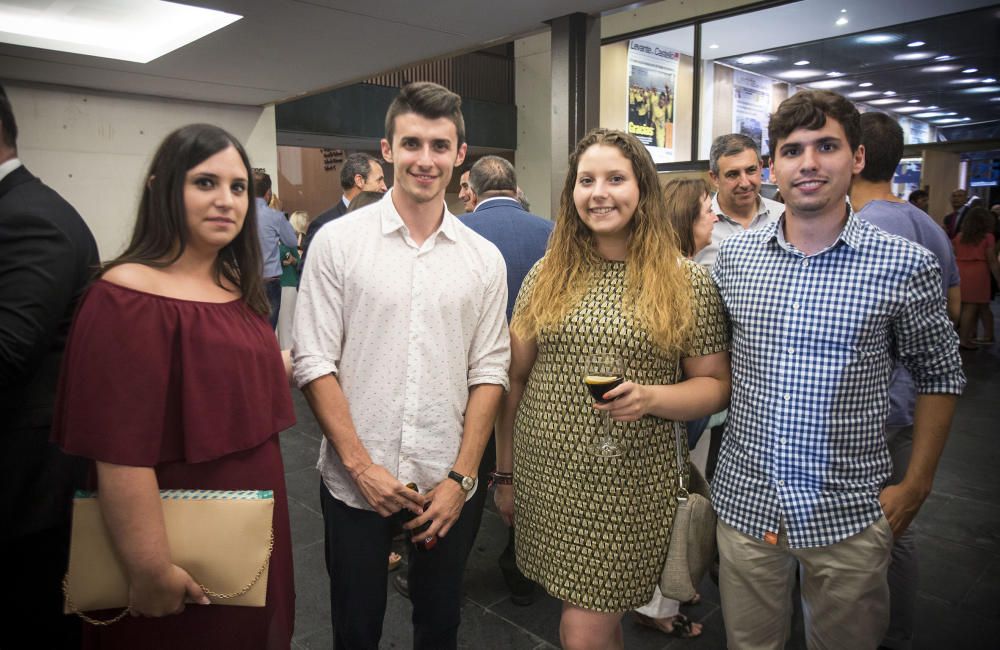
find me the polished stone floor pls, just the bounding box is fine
[283,308,999,649]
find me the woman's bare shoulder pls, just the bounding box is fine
[101,263,166,293]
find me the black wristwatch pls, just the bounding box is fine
[447,470,476,492]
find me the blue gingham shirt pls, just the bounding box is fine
[711,211,965,548]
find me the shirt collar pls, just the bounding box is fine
[474,196,520,211]
[0,158,22,184]
[769,201,861,254]
[711,192,772,225]
[379,188,459,243]
[342,195,351,208]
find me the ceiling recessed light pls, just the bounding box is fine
[883,91,897,96]
[847,91,879,98]
[836,17,849,26]
[827,71,845,77]
[991,97,1000,102]
[0,0,242,64]
[934,55,953,61]
[868,98,903,105]
[983,78,997,83]
[894,52,935,61]
[963,68,979,73]
[794,60,810,66]
[807,79,853,89]
[907,41,926,47]
[892,106,926,113]
[945,112,958,116]
[735,55,776,65]
[922,65,959,73]
[841,8,847,12]
[927,105,939,109]
[857,34,899,44]
[963,86,1000,94]
[912,112,948,118]
[776,69,824,80]
[907,99,920,104]
[709,43,719,49]
[858,82,874,87]
[952,78,981,84]
[934,118,971,124]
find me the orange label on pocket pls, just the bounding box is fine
[764,531,778,545]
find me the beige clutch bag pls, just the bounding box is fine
[63,489,274,623]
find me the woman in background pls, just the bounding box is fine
[276,210,308,348]
[953,206,1000,349]
[53,124,295,649]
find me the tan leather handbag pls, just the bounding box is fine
[63,489,274,625]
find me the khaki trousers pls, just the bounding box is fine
[717,517,893,650]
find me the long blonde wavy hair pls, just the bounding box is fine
[512,128,693,353]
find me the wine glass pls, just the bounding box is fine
[583,353,625,457]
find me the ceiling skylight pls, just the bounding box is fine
[0,0,242,64]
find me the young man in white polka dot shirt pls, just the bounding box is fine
[292,81,510,650]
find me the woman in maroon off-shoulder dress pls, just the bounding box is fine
[52,124,295,649]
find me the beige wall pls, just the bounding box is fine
[277,146,344,219]
[921,149,962,223]
[8,83,277,259]
[514,32,554,219]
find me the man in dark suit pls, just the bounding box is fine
[462,156,552,605]
[299,152,386,271]
[0,84,99,647]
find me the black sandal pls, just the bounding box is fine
[634,612,702,638]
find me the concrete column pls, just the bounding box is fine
[549,12,600,217]
[921,149,962,223]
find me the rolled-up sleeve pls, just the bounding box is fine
[895,254,965,395]
[292,226,343,388]
[467,255,510,390]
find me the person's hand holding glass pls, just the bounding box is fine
[584,353,625,457]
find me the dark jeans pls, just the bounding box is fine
[321,483,482,650]
[265,278,282,330]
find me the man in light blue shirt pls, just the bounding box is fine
[254,170,297,328]
[851,111,961,650]
[694,133,783,269]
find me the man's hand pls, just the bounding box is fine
[354,464,426,517]
[404,478,466,543]
[879,482,930,538]
[494,484,514,527]
[594,381,651,423]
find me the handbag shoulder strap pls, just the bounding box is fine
[672,422,690,501]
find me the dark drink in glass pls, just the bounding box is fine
[399,483,436,550]
[584,375,624,403]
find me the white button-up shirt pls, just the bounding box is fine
[694,193,784,268]
[292,190,510,510]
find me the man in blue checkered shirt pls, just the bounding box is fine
[711,90,965,650]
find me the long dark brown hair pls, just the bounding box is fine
[959,206,994,246]
[102,124,268,315]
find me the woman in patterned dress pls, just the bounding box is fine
[494,129,730,649]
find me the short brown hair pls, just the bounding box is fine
[768,90,861,153]
[663,178,711,257]
[384,82,465,146]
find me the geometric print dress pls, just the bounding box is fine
[512,258,728,611]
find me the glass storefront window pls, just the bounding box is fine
[600,26,694,163]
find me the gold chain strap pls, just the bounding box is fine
[64,527,274,624]
[197,528,274,599]
[62,579,130,626]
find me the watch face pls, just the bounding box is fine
[461,476,475,491]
